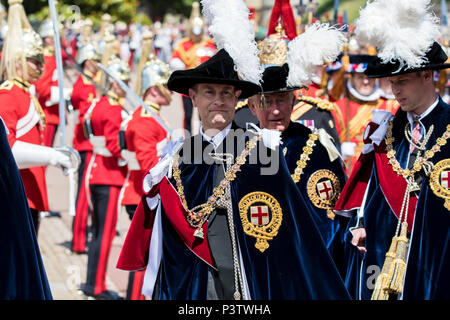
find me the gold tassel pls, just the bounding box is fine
[387,222,408,294]
[371,273,390,300]
[371,236,398,300]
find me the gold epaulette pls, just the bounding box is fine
[235,99,248,111]
[296,96,336,112]
[43,46,55,56]
[0,80,14,91]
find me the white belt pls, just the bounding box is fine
[90,135,113,157]
[121,149,141,170]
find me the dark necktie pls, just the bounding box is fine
[408,118,422,169]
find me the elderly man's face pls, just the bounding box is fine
[351,72,377,96]
[249,91,295,132]
[189,83,241,133]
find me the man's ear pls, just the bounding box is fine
[422,70,433,82]
[247,95,259,115]
[235,89,242,99]
[188,87,196,106]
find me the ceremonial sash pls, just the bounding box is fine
[335,135,417,232]
[117,176,216,271]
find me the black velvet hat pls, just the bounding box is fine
[256,63,300,94]
[365,42,450,78]
[346,54,377,73]
[167,48,262,99]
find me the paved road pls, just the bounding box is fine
[37,71,193,299]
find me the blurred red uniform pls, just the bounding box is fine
[34,48,60,147]
[0,78,49,229]
[121,104,169,207]
[84,94,128,296]
[70,72,96,253]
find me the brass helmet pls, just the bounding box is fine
[1,0,44,80]
[76,42,101,65]
[105,55,131,88]
[141,53,172,95]
[257,23,288,66]
[39,19,53,39]
[76,19,100,65]
[189,1,205,37]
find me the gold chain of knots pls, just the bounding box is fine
[385,121,450,179]
[172,134,262,230]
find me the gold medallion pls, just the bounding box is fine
[238,192,283,253]
[307,169,341,220]
[429,159,450,211]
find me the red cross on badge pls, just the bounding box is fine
[250,205,269,226]
[441,171,450,188]
[316,180,333,200]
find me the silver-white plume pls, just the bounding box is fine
[286,22,347,88]
[355,0,440,69]
[201,0,263,85]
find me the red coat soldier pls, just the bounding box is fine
[82,55,129,300]
[0,0,74,234]
[169,1,216,133]
[120,52,172,300]
[34,20,71,147]
[70,38,101,254]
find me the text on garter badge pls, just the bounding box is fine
[429,159,450,211]
[238,192,282,253]
[307,169,341,220]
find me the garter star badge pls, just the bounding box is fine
[239,192,282,253]
[307,169,341,220]
[429,159,450,211]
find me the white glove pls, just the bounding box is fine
[46,87,73,106]
[341,141,356,158]
[12,141,72,170]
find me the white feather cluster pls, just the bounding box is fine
[201,0,263,85]
[286,22,346,88]
[355,0,440,69]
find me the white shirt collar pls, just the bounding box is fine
[200,122,232,149]
[347,80,381,102]
[406,96,439,129]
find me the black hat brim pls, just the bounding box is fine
[365,62,450,78]
[365,42,450,78]
[167,48,262,99]
[168,75,262,99]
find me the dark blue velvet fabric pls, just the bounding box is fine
[155,126,350,299]
[282,122,349,273]
[0,121,52,300]
[344,98,450,300]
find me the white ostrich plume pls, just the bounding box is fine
[201,0,263,85]
[355,0,440,70]
[286,22,346,88]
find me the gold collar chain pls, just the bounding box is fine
[290,133,319,183]
[172,134,262,238]
[385,121,450,180]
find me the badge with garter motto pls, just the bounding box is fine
[307,169,341,220]
[238,192,282,253]
[429,159,450,211]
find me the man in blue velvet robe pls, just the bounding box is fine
[0,117,52,300]
[117,48,350,300]
[247,64,349,275]
[334,39,450,300]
